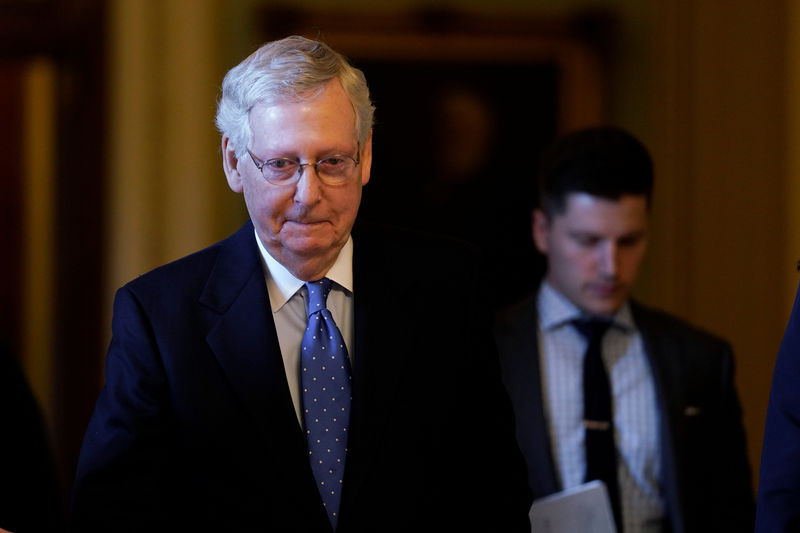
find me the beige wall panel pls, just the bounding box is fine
[107,0,163,293]
[106,0,237,326]
[22,57,56,429]
[787,1,800,309]
[648,0,787,487]
[161,0,229,261]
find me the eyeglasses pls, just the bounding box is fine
[247,146,361,186]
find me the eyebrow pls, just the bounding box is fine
[566,229,647,240]
[255,144,359,160]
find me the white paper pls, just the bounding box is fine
[528,480,616,533]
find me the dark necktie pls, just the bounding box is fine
[301,278,352,530]
[572,318,622,531]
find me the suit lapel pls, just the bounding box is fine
[199,222,303,447]
[497,296,561,497]
[631,303,687,533]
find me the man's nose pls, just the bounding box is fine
[293,164,323,204]
[598,242,619,278]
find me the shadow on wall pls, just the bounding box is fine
[359,63,555,304]
[257,7,616,305]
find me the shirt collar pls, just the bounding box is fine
[254,228,354,312]
[537,281,635,332]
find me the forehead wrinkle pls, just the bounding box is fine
[248,89,358,159]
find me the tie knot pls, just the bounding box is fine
[571,318,612,343]
[305,278,333,317]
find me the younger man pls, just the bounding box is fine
[495,126,754,532]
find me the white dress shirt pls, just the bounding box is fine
[537,282,665,533]
[254,229,354,427]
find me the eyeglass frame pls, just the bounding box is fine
[246,145,361,186]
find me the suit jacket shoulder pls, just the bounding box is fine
[631,301,731,354]
[71,220,330,531]
[630,300,755,533]
[122,220,258,308]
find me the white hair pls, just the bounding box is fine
[215,35,375,161]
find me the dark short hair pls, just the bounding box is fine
[538,126,653,216]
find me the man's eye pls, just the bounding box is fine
[266,159,297,171]
[574,236,599,247]
[319,157,345,167]
[619,235,643,247]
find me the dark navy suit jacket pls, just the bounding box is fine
[70,221,531,532]
[494,293,754,533]
[756,280,800,532]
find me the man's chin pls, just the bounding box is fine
[283,235,343,259]
[578,294,625,316]
[286,241,331,257]
[585,302,623,317]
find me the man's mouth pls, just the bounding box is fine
[588,284,619,298]
[287,218,324,225]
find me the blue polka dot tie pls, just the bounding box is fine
[301,278,352,530]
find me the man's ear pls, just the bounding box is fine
[359,130,373,186]
[222,135,243,193]
[532,208,550,254]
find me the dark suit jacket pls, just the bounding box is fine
[70,221,531,532]
[494,293,754,533]
[756,280,800,532]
